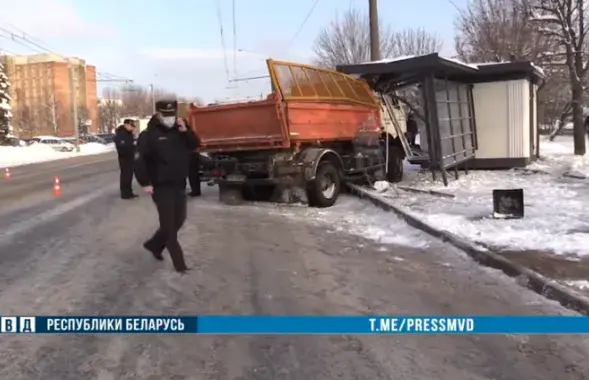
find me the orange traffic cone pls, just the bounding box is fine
[4,168,10,180]
[53,176,61,196]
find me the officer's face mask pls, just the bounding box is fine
[159,115,176,128]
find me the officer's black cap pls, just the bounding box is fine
[155,100,178,116]
[123,118,135,126]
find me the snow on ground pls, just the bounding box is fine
[0,142,115,168]
[370,136,589,257]
[564,280,589,291]
[256,195,430,250]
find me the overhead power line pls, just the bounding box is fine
[286,0,321,50]
[215,0,231,82]
[0,25,130,82]
[2,23,61,53]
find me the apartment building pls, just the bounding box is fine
[0,53,98,138]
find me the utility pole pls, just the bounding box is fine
[368,0,380,61]
[150,84,155,113]
[69,63,80,152]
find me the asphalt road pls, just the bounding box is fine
[0,154,589,380]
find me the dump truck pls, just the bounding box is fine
[187,59,387,208]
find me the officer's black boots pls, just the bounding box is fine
[121,193,138,200]
[143,238,190,273]
[143,241,164,261]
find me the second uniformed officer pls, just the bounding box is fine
[113,119,137,199]
[134,100,198,273]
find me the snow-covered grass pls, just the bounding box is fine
[370,136,589,257]
[0,142,115,169]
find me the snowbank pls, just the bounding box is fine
[570,156,589,178]
[0,143,115,168]
[79,142,114,155]
[533,136,589,177]
[370,136,589,257]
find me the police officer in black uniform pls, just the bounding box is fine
[113,119,137,199]
[134,100,199,273]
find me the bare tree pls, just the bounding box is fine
[14,104,36,138]
[454,0,555,62]
[118,85,178,118]
[313,8,443,67]
[98,101,121,133]
[539,67,571,129]
[525,0,589,155]
[390,28,444,57]
[100,87,122,132]
[77,105,90,135]
[120,85,151,117]
[453,0,578,141]
[39,92,61,136]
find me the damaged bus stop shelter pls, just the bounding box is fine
[337,53,544,186]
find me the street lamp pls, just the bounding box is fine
[149,74,158,113]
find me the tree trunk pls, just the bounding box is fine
[571,83,586,155]
[548,116,568,141]
[548,103,572,141]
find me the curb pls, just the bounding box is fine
[346,183,589,316]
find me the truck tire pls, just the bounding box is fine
[386,146,404,183]
[306,161,341,208]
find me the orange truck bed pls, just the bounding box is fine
[187,60,380,153]
[187,99,288,152]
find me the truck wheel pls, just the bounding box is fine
[307,161,341,208]
[386,146,404,183]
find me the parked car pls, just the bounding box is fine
[96,133,115,144]
[80,134,107,144]
[62,137,85,145]
[31,136,75,152]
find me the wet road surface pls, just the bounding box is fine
[0,155,588,380]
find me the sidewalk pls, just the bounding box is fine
[369,136,589,298]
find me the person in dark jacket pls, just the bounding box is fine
[187,126,202,197]
[113,119,137,199]
[134,100,198,273]
[406,112,418,147]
